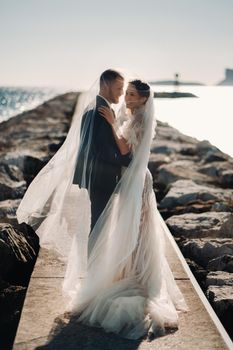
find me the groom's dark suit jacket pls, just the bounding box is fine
[73,95,132,196]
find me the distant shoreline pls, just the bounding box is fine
[150,80,204,86]
[154,91,198,98]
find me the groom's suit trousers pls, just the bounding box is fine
[89,189,111,232]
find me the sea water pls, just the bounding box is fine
[0,86,66,122]
[152,85,233,157]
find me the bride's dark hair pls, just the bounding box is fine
[129,80,150,99]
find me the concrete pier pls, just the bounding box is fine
[13,220,233,350]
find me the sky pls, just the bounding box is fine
[1,0,233,89]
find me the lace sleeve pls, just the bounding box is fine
[118,120,131,141]
[125,121,144,152]
[117,111,144,153]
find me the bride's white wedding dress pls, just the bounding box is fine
[67,109,189,340]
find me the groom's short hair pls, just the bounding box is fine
[100,69,124,86]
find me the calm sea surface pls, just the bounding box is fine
[152,85,233,157]
[0,85,232,157]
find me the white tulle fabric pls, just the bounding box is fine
[63,92,189,339]
[16,74,189,340]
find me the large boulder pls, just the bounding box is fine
[0,223,39,285]
[2,154,46,186]
[0,223,39,347]
[0,199,21,226]
[219,169,233,188]
[159,180,233,216]
[151,140,183,155]
[0,170,26,201]
[0,162,24,182]
[148,153,171,175]
[166,212,233,238]
[0,279,26,349]
[153,120,198,145]
[206,282,233,339]
[207,255,233,273]
[199,161,233,188]
[156,161,212,188]
[179,238,233,268]
[195,140,230,161]
[206,271,233,287]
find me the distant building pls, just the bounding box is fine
[218,69,233,85]
[174,73,180,91]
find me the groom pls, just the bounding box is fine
[73,69,132,231]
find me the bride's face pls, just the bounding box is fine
[125,84,147,111]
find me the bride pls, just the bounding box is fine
[16,69,189,340]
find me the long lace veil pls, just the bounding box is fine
[16,70,188,316]
[62,76,159,305]
[16,77,100,262]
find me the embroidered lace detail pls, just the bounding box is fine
[120,108,145,153]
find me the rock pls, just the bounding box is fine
[219,169,233,188]
[0,199,21,225]
[159,180,233,216]
[148,153,171,175]
[150,124,199,164]
[0,279,27,350]
[0,92,79,161]
[166,212,233,238]
[157,162,213,188]
[211,202,233,212]
[199,161,233,189]
[0,173,26,201]
[151,140,182,155]
[195,140,222,158]
[207,255,233,273]
[185,258,208,289]
[194,140,232,171]
[180,238,233,268]
[0,93,79,199]
[0,223,39,285]
[199,162,224,177]
[206,284,233,339]
[206,271,233,286]
[179,145,198,156]
[2,154,47,186]
[0,162,24,182]
[202,151,230,163]
[154,120,198,145]
[0,223,39,347]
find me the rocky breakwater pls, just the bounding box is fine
[149,120,233,339]
[0,92,79,349]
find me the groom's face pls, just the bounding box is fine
[108,78,124,104]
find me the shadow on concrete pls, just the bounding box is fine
[35,314,144,350]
